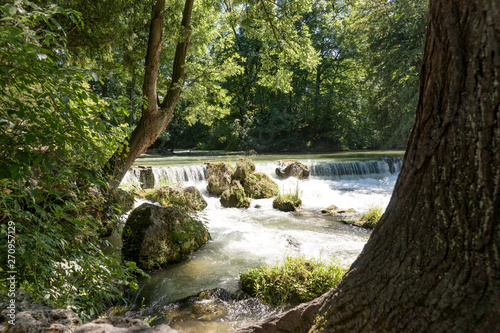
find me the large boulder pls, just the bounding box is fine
[243,173,279,199]
[232,158,256,182]
[275,161,310,180]
[0,290,82,333]
[122,203,210,270]
[206,162,232,195]
[138,185,207,211]
[220,180,250,208]
[74,317,178,333]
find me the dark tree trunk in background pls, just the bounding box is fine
[239,0,500,331]
[104,0,194,188]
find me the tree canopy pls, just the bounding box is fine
[1,0,430,319]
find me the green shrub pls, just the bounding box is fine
[0,2,144,320]
[240,256,346,306]
[0,180,148,320]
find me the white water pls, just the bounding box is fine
[118,158,400,332]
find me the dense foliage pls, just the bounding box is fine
[28,0,427,153]
[0,0,427,319]
[158,0,428,152]
[0,1,145,319]
[240,256,346,306]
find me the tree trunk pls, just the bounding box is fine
[128,72,136,126]
[104,0,194,188]
[239,0,500,332]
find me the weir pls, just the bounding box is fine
[120,157,403,188]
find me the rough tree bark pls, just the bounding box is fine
[104,0,194,187]
[239,0,500,332]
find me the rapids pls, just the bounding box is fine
[115,152,403,332]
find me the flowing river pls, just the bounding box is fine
[113,151,404,332]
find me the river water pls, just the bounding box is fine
[116,151,404,332]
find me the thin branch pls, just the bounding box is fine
[259,0,283,52]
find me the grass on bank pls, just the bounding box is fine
[240,256,347,306]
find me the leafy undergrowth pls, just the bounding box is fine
[240,256,346,306]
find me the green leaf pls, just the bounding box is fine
[8,4,16,16]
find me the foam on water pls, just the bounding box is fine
[119,157,400,331]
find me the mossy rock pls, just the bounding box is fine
[232,157,256,182]
[243,172,279,199]
[206,162,233,196]
[339,216,378,229]
[356,218,378,229]
[220,180,250,208]
[273,195,302,212]
[339,206,380,229]
[138,185,207,211]
[121,203,210,271]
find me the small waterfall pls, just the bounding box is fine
[308,158,402,179]
[380,157,403,174]
[153,165,207,184]
[121,164,208,189]
[120,157,403,188]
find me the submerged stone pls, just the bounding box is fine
[321,205,357,216]
[162,288,248,324]
[74,317,179,333]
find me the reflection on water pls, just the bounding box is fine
[117,152,402,332]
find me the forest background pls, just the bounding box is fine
[0,0,427,319]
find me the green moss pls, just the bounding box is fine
[244,173,279,199]
[220,180,250,208]
[122,204,210,271]
[240,256,346,306]
[232,157,256,182]
[136,185,207,211]
[273,196,302,212]
[206,162,233,195]
[273,184,302,211]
